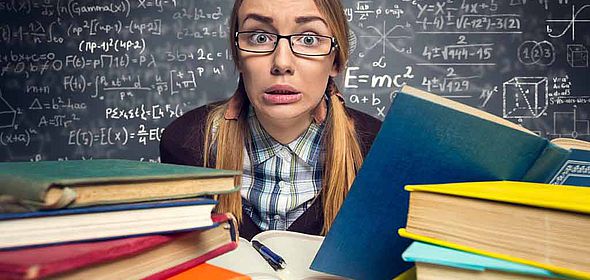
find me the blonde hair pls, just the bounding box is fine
[205,0,363,234]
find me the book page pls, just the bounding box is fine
[208,231,346,280]
[208,238,278,279]
[253,231,345,280]
[551,138,590,151]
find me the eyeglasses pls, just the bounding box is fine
[235,31,338,56]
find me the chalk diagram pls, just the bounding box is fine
[348,29,358,55]
[359,21,412,55]
[0,89,17,129]
[510,0,570,9]
[567,44,589,68]
[546,4,590,41]
[503,77,548,119]
[517,40,555,66]
[549,107,590,139]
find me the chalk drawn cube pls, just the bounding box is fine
[0,99,16,128]
[567,44,588,68]
[503,77,548,119]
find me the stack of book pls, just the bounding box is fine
[399,180,590,280]
[0,159,242,279]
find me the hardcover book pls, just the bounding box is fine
[0,213,238,280]
[0,198,217,249]
[399,181,590,279]
[311,85,590,280]
[0,159,240,212]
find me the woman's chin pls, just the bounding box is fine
[258,106,309,121]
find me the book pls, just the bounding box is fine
[167,263,251,280]
[399,181,590,279]
[402,241,569,280]
[0,159,240,212]
[0,198,217,249]
[208,230,344,280]
[311,85,590,280]
[0,213,238,280]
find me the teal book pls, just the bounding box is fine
[402,242,570,279]
[0,159,241,212]
[310,86,590,280]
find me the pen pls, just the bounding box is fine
[252,240,287,270]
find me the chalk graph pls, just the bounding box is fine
[546,5,590,41]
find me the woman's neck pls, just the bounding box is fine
[256,112,312,145]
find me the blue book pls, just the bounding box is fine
[402,242,570,279]
[0,198,217,249]
[311,86,590,279]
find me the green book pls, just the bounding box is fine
[0,159,241,212]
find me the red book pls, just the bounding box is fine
[0,213,238,280]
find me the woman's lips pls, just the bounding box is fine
[263,84,302,104]
[263,92,303,104]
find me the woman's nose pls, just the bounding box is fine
[271,38,295,75]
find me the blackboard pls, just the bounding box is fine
[1,0,589,162]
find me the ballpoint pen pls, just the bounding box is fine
[252,240,287,270]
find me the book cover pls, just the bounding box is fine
[402,241,567,279]
[0,159,241,211]
[311,85,590,280]
[0,213,238,280]
[0,198,217,249]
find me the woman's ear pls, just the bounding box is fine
[330,61,339,77]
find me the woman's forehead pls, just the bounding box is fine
[238,0,326,26]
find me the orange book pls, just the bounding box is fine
[167,263,251,280]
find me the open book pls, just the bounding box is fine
[208,231,343,280]
[312,85,590,279]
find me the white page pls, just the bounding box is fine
[208,231,346,280]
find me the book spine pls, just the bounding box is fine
[521,142,570,183]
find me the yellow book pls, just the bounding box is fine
[405,180,590,214]
[398,181,590,280]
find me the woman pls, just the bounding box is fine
[160,0,381,240]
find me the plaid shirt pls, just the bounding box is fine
[241,107,325,230]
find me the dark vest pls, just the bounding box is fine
[160,103,381,240]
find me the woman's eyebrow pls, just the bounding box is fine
[242,13,328,27]
[295,16,328,27]
[242,13,273,25]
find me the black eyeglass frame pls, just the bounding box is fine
[234,31,339,57]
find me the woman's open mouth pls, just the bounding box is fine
[264,85,302,104]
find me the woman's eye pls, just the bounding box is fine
[299,35,319,46]
[250,34,270,44]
